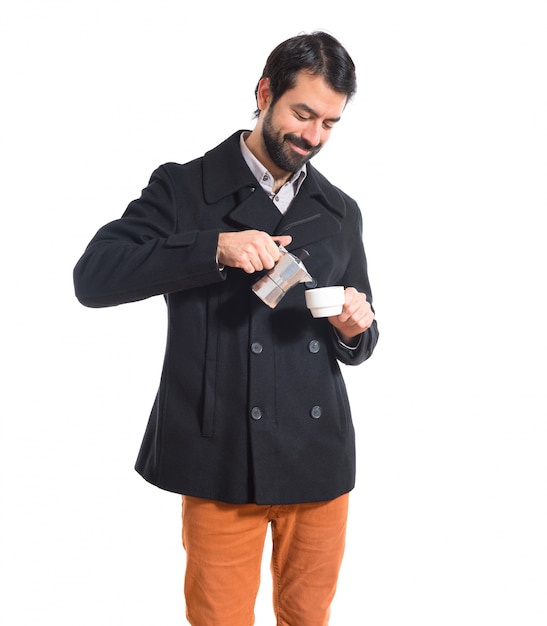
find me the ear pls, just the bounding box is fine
[256,77,273,112]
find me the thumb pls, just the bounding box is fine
[272,235,292,247]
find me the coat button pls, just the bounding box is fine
[250,342,263,354]
[308,340,320,353]
[251,407,263,420]
[310,406,322,419]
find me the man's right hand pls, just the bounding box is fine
[217,231,292,274]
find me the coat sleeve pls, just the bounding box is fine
[73,164,226,308]
[330,198,379,366]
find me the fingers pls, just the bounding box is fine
[328,287,374,338]
[272,235,293,249]
[217,231,292,273]
[337,287,366,323]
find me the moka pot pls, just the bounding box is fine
[252,245,313,308]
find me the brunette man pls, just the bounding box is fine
[74,31,379,626]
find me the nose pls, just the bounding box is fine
[301,120,323,148]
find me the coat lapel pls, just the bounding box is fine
[202,131,283,233]
[275,167,345,250]
[227,187,284,233]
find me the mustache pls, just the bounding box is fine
[284,133,322,152]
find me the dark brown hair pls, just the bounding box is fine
[253,31,357,118]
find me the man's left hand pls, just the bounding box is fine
[328,287,375,345]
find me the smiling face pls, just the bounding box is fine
[247,71,348,182]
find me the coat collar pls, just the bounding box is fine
[202,131,347,248]
[202,131,258,204]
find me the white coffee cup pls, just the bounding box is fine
[305,286,345,318]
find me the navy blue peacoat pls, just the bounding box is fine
[74,131,379,504]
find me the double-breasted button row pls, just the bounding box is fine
[250,340,321,354]
[250,406,323,421]
[249,339,323,423]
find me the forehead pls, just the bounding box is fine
[281,71,348,119]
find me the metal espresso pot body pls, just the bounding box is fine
[252,245,313,308]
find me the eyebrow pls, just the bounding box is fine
[294,103,341,124]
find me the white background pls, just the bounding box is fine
[1,1,546,624]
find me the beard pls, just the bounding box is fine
[262,107,322,173]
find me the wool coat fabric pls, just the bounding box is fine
[74,131,379,505]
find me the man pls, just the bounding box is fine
[74,31,379,626]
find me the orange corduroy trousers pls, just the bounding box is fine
[181,493,349,626]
